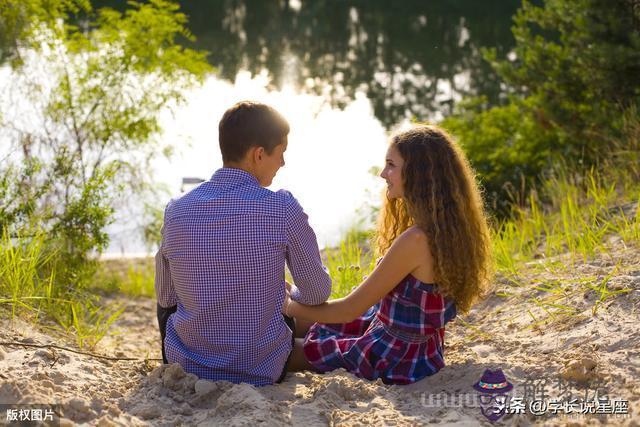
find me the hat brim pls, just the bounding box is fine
[473,382,513,394]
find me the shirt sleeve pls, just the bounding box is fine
[155,203,178,308]
[284,193,332,305]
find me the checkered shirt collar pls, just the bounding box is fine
[211,167,260,188]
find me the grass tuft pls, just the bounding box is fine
[0,229,123,349]
[324,230,376,299]
[494,167,639,273]
[93,258,156,298]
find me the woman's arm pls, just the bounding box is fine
[285,227,429,323]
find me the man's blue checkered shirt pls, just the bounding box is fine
[155,168,332,385]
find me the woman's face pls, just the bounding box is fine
[380,145,404,199]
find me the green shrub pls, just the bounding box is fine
[0,0,210,346]
[0,0,210,287]
[442,0,640,214]
[442,96,555,212]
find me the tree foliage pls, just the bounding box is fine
[0,0,210,285]
[488,0,640,160]
[443,0,640,213]
[0,0,90,65]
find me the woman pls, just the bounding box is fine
[284,125,493,385]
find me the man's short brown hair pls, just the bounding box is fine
[218,101,290,163]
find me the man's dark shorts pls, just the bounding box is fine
[277,315,296,383]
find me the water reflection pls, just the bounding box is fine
[2,1,521,254]
[103,71,388,255]
[93,0,519,127]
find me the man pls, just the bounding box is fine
[155,101,332,386]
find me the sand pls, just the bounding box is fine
[1,242,639,426]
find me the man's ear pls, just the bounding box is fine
[253,146,265,163]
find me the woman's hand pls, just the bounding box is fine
[282,292,293,317]
[285,228,426,324]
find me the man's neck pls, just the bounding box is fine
[223,162,259,181]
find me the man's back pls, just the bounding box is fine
[155,168,331,385]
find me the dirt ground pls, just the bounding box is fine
[1,242,639,426]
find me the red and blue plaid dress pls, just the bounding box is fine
[303,274,457,385]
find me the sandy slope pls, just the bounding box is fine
[1,243,639,426]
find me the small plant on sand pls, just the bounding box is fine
[57,301,125,349]
[0,229,123,349]
[585,264,632,316]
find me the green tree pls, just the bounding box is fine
[0,0,90,65]
[0,0,211,285]
[486,0,640,161]
[444,0,640,213]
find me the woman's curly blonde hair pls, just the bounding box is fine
[375,125,494,313]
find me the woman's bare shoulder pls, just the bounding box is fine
[395,226,433,261]
[398,226,434,282]
[398,225,429,246]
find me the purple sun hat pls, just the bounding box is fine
[473,368,513,394]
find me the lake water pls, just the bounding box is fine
[105,71,390,255]
[4,1,520,255]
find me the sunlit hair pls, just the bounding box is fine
[219,101,289,163]
[375,125,494,313]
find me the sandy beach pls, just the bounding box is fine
[1,240,639,426]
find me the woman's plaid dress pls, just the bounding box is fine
[303,274,457,385]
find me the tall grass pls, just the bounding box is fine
[324,229,376,299]
[494,108,639,274]
[94,259,156,298]
[0,229,123,348]
[493,167,639,273]
[489,154,639,333]
[0,230,59,322]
